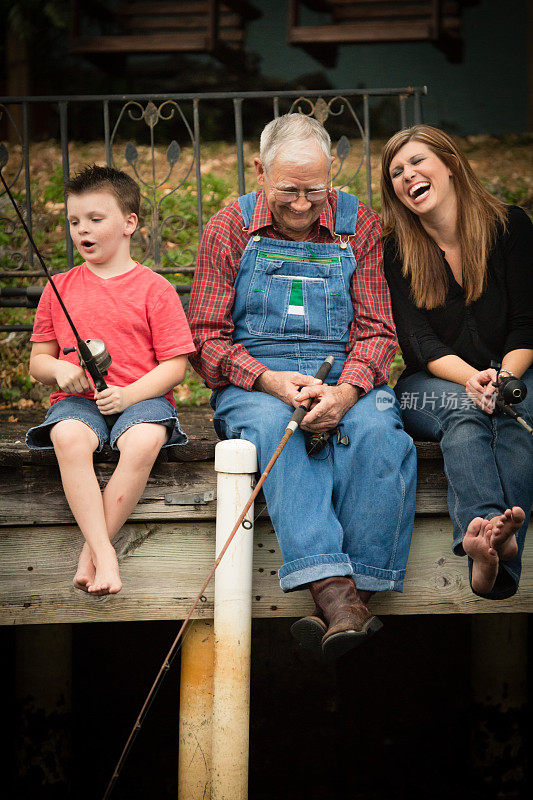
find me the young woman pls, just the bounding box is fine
[381,125,533,599]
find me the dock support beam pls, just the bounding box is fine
[178,619,215,800]
[15,624,72,796]
[470,613,528,797]
[211,440,257,800]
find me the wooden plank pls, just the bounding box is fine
[118,1,212,14]
[0,456,450,526]
[0,406,444,467]
[0,406,219,467]
[69,33,212,54]
[1,519,532,625]
[332,2,458,20]
[0,462,219,526]
[117,0,260,21]
[331,0,430,5]
[121,14,241,30]
[289,21,433,42]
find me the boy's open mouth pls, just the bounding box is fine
[81,240,95,248]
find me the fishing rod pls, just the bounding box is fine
[491,365,533,436]
[102,355,335,799]
[0,149,116,419]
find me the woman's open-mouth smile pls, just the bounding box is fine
[408,181,431,203]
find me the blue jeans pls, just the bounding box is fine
[212,362,416,593]
[396,370,533,599]
[26,395,188,451]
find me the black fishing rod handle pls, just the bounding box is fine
[313,355,335,383]
[288,356,335,429]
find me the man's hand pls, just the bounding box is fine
[465,368,497,414]
[294,383,360,431]
[54,360,91,395]
[95,385,130,415]
[254,369,323,406]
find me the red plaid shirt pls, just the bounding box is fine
[188,190,397,393]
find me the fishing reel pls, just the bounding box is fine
[489,363,532,436]
[491,365,527,406]
[305,424,350,457]
[63,339,112,378]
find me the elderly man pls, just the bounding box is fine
[188,114,416,659]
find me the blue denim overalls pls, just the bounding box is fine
[213,190,417,592]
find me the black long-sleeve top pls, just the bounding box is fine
[383,205,533,376]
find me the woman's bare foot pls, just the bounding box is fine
[73,542,96,592]
[489,507,524,561]
[462,517,499,595]
[87,543,122,596]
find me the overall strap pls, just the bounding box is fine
[334,190,359,236]
[238,191,259,230]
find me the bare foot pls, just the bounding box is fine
[73,542,96,592]
[489,507,524,561]
[87,544,122,596]
[462,517,499,595]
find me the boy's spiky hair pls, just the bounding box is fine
[65,165,140,216]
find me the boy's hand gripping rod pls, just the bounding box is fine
[0,151,117,422]
[102,355,335,799]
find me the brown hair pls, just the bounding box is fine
[65,164,140,217]
[380,125,507,309]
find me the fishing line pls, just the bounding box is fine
[0,151,118,423]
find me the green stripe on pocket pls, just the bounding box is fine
[289,279,303,307]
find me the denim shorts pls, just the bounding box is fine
[26,395,188,451]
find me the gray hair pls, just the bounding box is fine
[259,113,332,173]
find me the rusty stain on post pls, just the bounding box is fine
[178,619,214,800]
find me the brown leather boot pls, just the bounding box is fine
[290,605,327,656]
[310,576,383,660]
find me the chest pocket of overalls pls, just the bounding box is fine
[245,250,350,341]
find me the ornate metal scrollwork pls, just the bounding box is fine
[109,100,196,271]
[0,215,26,271]
[0,126,29,274]
[288,96,366,192]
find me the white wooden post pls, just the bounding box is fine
[211,439,257,800]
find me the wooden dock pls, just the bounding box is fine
[1,405,532,622]
[2,405,531,798]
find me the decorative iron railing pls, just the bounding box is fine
[0,87,426,331]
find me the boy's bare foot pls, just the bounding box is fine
[73,543,96,592]
[87,544,122,596]
[462,517,499,595]
[489,507,524,561]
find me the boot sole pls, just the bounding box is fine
[290,616,327,657]
[322,616,383,661]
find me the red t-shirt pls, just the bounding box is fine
[31,262,195,406]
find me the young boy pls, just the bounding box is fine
[26,165,195,596]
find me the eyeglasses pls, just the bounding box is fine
[270,188,328,204]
